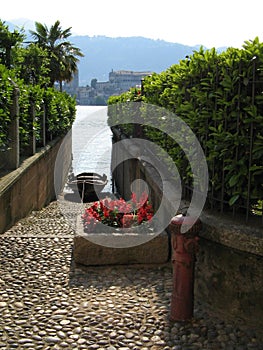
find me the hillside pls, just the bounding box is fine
[70,35,201,86]
[6,19,206,86]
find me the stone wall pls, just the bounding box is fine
[196,212,263,329]
[0,131,72,234]
[111,127,263,329]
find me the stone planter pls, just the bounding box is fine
[73,217,169,266]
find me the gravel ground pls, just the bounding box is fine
[0,201,262,350]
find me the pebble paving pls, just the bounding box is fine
[0,201,262,349]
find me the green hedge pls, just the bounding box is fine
[0,64,76,151]
[0,65,14,150]
[108,38,263,213]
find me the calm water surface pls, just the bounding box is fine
[71,105,112,192]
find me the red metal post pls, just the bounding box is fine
[169,214,201,322]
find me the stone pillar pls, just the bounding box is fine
[6,83,20,169]
[40,102,46,147]
[29,96,36,155]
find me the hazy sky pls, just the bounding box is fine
[1,0,262,48]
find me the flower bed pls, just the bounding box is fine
[73,228,169,266]
[73,192,169,266]
[81,192,153,231]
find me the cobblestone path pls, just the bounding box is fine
[0,201,262,349]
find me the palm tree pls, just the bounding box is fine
[30,20,83,90]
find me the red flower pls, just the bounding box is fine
[131,192,137,204]
[82,192,154,232]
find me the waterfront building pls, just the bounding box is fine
[64,69,152,105]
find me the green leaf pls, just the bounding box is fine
[249,165,263,171]
[229,194,240,206]
[229,174,240,187]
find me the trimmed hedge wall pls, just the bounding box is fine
[108,38,263,215]
[0,64,76,152]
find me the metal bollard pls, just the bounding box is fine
[169,214,201,322]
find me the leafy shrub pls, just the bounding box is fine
[0,65,14,150]
[108,38,263,213]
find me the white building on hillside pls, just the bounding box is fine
[109,70,152,92]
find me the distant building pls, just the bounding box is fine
[63,71,79,95]
[77,86,93,105]
[64,69,152,105]
[109,70,152,93]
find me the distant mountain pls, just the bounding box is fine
[71,35,202,86]
[4,19,211,86]
[6,18,36,32]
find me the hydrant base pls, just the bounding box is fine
[169,215,201,323]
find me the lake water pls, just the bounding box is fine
[71,105,112,192]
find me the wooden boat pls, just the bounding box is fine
[67,172,108,201]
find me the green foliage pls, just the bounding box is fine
[44,88,76,138]
[108,87,142,105]
[0,19,25,68]
[0,20,77,152]
[0,64,14,149]
[15,44,50,86]
[108,87,142,135]
[108,38,263,213]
